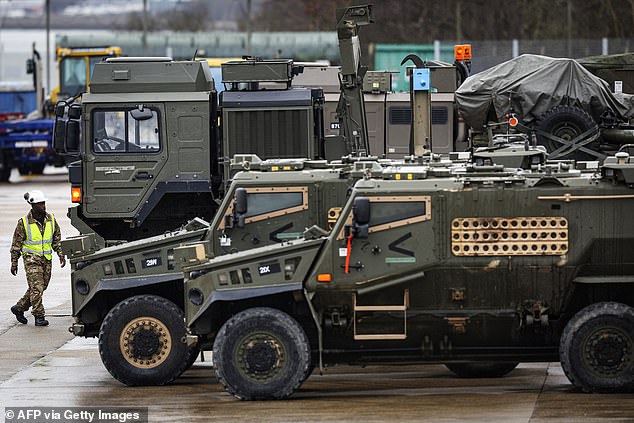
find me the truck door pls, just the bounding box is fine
[212,186,314,253]
[83,104,167,218]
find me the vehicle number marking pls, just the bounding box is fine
[258,261,281,276]
[142,257,162,268]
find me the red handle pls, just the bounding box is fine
[345,233,353,274]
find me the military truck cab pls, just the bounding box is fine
[56,57,217,241]
[54,57,327,243]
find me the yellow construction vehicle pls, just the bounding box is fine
[50,46,122,105]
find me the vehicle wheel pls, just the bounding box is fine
[534,105,599,160]
[560,302,634,393]
[18,165,29,176]
[445,362,519,378]
[98,295,188,386]
[213,307,311,400]
[30,163,45,175]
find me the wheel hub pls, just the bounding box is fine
[131,327,161,357]
[237,333,286,382]
[584,327,632,376]
[119,316,172,369]
[553,123,579,142]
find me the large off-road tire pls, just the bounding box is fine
[534,105,599,160]
[98,295,189,386]
[445,362,519,378]
[560,302,634,393]
[213,307,311,400]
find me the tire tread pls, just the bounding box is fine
[213,307,310,400]
[98,294,188,386]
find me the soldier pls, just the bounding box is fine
[10,190,66,326]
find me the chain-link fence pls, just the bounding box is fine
[465,38,632,73]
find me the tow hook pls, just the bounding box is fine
[68,323,85,336]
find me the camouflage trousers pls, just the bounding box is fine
[15,254,52,318]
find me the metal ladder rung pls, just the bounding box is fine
[354,334,407,341]
[353,289,409,341]
[354,305,407,312]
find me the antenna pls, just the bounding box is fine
[193,49,199,61]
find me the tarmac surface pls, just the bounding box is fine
[0,168,633,423]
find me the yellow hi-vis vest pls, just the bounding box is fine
[21,214,55,260]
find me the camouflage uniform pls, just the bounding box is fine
[11,211,63,318]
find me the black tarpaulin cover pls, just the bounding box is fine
[455,54,634,129]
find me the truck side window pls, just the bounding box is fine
[92,109,160,154]
[365,197,431,233]
[245,192,304,218]
[60,57,87,97]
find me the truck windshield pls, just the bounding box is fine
[60,57,86,97]
[92,109,160,153]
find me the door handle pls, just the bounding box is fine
[134,171,153,180]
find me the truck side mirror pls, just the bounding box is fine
[54,103,66,118]
[130,107,153,121]
[235,188,248,214]
[26,58,35,75]
[66,120,80,153]
[68,105,81,120]
[53,120,67,153]
[233,188,248,228]
[352,197,370,238]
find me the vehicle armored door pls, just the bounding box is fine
[329,194,434,287]
[311,193,435,341]
[212,186,315,254]
[83,104,167,218]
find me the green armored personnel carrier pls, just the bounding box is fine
[177,150,634,400]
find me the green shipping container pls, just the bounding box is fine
[373,44,455,92]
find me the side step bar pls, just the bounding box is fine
[353,289,409,340]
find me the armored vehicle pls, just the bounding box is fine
[64,156,357,385]
[64,149,487,386]
[176,150,634,400]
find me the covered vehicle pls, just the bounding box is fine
[455,54,634,160]
[455,54,634,128]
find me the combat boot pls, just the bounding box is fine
[10,306,27,324]
[34,317,49,327]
